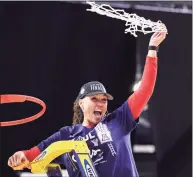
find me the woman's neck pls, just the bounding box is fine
[82,120,95,128]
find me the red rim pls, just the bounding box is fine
[0,94,46,126]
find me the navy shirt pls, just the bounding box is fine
[37,101,139,177]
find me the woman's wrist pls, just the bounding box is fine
[147,50,157,58]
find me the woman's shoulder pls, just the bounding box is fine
[59,124,84,134]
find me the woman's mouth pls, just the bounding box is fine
[93,111,102,119]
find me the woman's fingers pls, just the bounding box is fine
[8,157,12,167]
[8,151,27,168]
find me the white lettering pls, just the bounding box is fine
[86,164,96,177]
[90,84,104,91]
[91,139,99,147]
[73,132,96,141]
[90,149,101,158]
[89,132,95,139]
[83,135,89,141]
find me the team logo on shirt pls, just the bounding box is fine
[95,123,113,144]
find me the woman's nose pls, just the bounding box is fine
[96,101,104,107]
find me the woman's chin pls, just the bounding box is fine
[92,117,102,124]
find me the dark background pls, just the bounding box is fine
[0,2,192,177]
[135,9,192,177]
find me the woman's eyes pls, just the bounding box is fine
[91,97,107,102]
[92,97,97,101]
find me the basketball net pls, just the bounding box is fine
[86,1,168,37]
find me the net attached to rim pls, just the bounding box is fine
[86,1,168,37]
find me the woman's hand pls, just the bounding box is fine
[149,24,167,47]
[148,24,167,57]
[8,151,29,170]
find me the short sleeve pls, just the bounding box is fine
[105,101,138,134]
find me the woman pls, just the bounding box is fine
[8,29,167,177]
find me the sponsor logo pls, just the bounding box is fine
[35,151,46,161]
[80,88,85,94]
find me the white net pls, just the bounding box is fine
[86,1,168,37]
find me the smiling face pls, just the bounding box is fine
[79,94,108,127]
